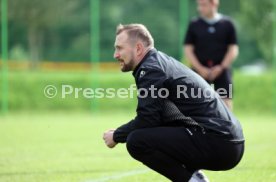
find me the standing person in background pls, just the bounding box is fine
[184,0,239,110]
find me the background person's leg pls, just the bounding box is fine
[214,68,233,110]
[126,127,208,182]
[222,98,233,110]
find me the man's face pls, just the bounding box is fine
[114,32,136,72]
[197,0,215,18]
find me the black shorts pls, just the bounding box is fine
[209,69,233,99]
[193,68,233,99]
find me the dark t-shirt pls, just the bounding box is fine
[184,16,237,66]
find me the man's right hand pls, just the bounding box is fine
[103,129,117,148]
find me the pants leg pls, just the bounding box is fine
[126,127,201,182]
[127,145,192,182]
[126,127,244,182]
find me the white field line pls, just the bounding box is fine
[83,169,150,182]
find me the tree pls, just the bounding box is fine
[238,0,273,64]
[8,0,80,67]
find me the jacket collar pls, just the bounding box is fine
[132,48,156,76]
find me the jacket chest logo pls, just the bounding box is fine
[139,70,146,78]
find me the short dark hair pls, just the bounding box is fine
[198,0,219,5]
[116,24,154,47]
[209,0,219,5]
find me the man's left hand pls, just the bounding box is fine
[210,65,223,81]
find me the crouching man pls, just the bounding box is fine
[103,24,244,182]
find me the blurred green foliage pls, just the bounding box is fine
[238,0,274,65]
[0,0,274,66]
[3,71,273,114]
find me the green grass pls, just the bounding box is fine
[0,112,275,182]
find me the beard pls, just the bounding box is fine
[121,61,134,72]
[119,53,135,72]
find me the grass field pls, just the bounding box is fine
[0,112,275,182]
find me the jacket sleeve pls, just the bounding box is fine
[113,68,167,143]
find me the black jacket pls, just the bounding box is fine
[113,48,244,143]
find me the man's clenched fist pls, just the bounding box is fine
[103,129,117,148]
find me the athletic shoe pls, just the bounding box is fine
[188,170,210,182]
